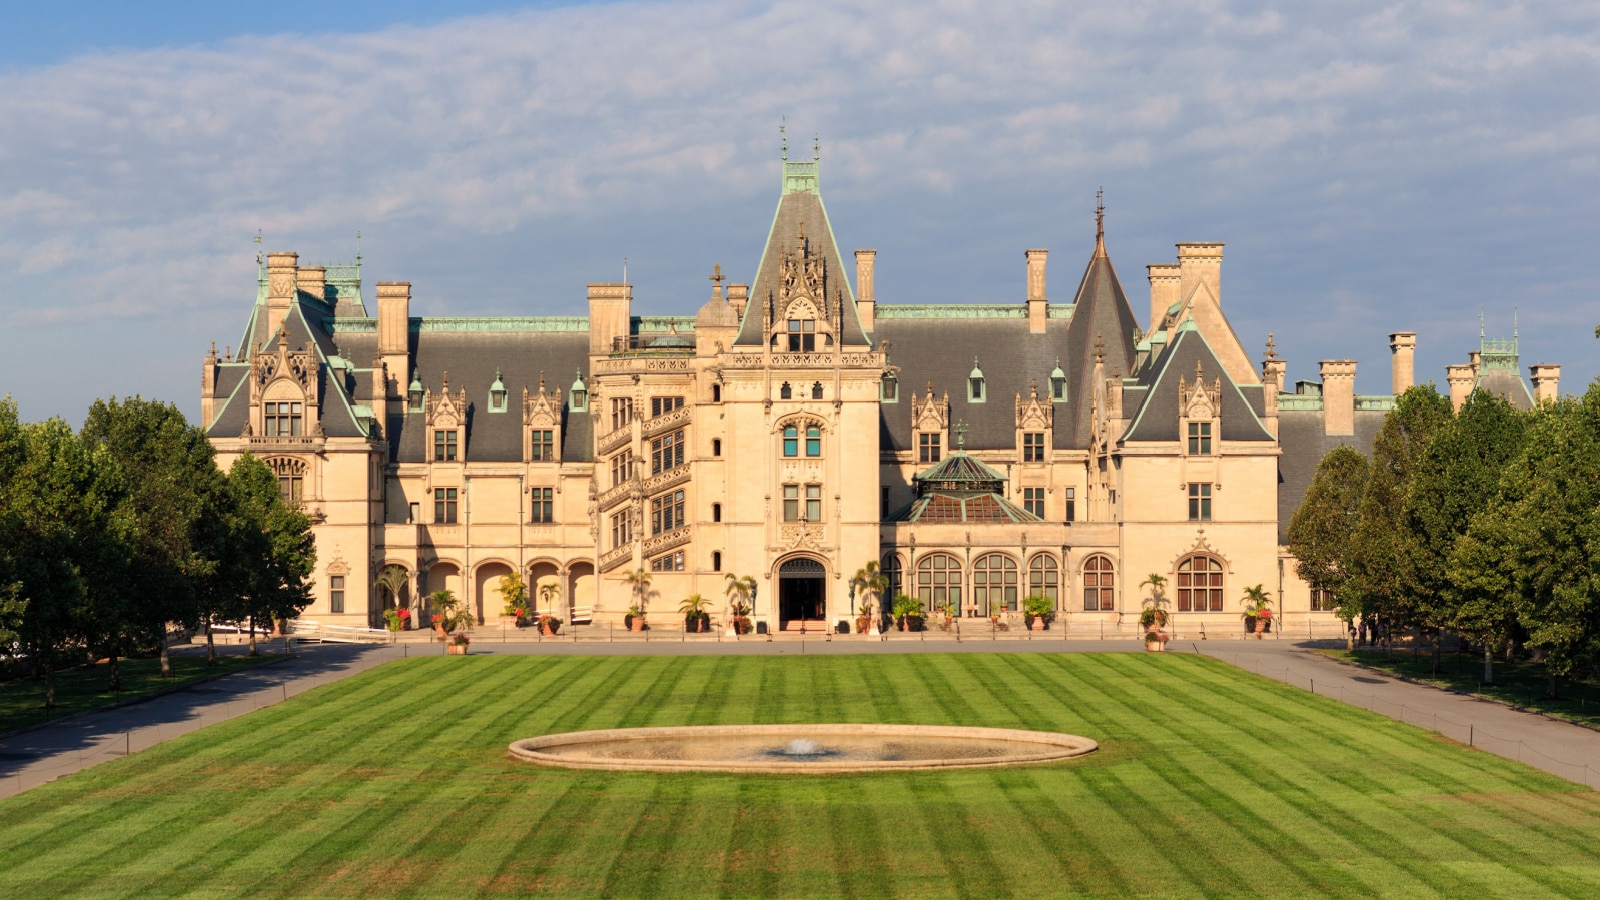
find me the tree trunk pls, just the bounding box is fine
[159,630,172,678]
[1547,673,1558,700]
[1431,632,1441,676]
[248,615,258,657]
[43,660,55,711]
[108,647,121,693]
[206,616,217,666]
[1483,645,1494,685]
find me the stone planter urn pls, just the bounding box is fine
[1030,616,1046,632]
[446,643,468,656]
[630,615,646,633]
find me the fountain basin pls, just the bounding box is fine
[508,724,1097,774]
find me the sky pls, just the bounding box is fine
[2,0,1597,424]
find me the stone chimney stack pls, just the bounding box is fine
[1446,363,1475,411]
[854,249,876,332]
[1147,263,1180,334]
[297,266,326,303]
[1319,359,1357,435]
[265,251,299,337]
[1025,249,1048,334]
[376,282,411,413]
[588,282,632,356]
[1388,332,1416,395]
[1176,243,1224,312]
[1530,364,1562,403]
[728,283,749,321]
[201,343,219,430]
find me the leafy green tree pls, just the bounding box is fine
[849,561,889,623]
[623,568,652,615]
[226,454,316,655]
[1288,446,1368,646]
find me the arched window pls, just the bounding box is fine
[1177,554,1225,612]
[972,554,1018,615]
[711,384,722,403]
[811,381,824,400]
[882,553,903,600]
[1028,555,1059,606]
[780,382,793,400]
[1082,555,1115,611]
[968,358,986,403]
[915,553,963,617]
[782,425,798,457]
[266,457,307,503]
[805,425,822,457]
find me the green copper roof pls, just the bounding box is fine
[913,451,1009,493]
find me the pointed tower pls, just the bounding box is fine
[1062,195,1142,448]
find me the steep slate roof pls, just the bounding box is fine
[1060,232,1142,448]
[1476,367,1535,410]
[206,300,372,440]
[1276,409,1386,543]
[1122,322,1275,444]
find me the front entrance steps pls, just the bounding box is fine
[779,619,831,634]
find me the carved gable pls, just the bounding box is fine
[1016,382,1053,431]
[249,324,321,437]
[1178,360,1223,423]
[522,371,564,462]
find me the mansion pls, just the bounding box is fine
[201,155,1561,633]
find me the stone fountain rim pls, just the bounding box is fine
[508,723,1098,774]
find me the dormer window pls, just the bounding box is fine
[1049,359,1066,403]
[968,358,986,403]
[881,372,898,402]
[569,370,588,412]
[408,375,425,413]
[787,318,815,352]
[264,402,303,436]
[488,369,507,413]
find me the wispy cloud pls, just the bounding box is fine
[1,0,1597,418]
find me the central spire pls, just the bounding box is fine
[1094,187,1107,259]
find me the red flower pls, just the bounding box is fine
[432,614,443,624]
[398,609,411,619]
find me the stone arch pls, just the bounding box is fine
[528,559,562,616]
[775,553,830,625]
[971,552,1020,616]
[567,561,595,622]
[1175,553,1225,613]
[880,551,905,601]
[263,378,305,402]
[913,552,964,617]
[1026,553,1060,609]
[1081,554,1116,612]
[423,561,463,623]
[473,559,516,624]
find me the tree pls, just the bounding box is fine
[849,561,889,624]
[623,568,653,615]
[1287,446,1368,647]
[375,565,409,616]
[538,580,561,618]
[724,573,756,617]
[226,454,316,655]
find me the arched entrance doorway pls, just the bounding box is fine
[778,557,827,628]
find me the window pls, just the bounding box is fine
[651,396,684,418]
[881,373,898,402]
[611,451,633,487]
[712,503,722,523]
[1311,587,1336,612]
[1187,421,1212,455]
[434,430,458,462]
[973,554,1019,615]
[1023,487,1045,519]
[712,551,722,572]
[1028,555,1059,605]
[1050,374,1066,402]
[610,510,631,549]
[1023,432,1045,462]
[782,425,798,457]
[881,487,890,519]
[780,382,792,400]
[530,487,554,523]
[408,502,420,524]
[434,487,458,524]
[267,457,304,503]
[1188,483,1212,522]
[782,484,800,521]
[530,429,555,461]
[651,489,686,535]
[651,550,685,572]
[805,425,822,457]
[787,319,816,352]
[712,439,722,457]
[805,484,822,522]
[919,432,942,464]
[611,397,634,431]
[330,575,345,614]
[1178,555,1225,612]
[1064,487,1076,522]
[883,554,903,599]
[916,553,963,616]
[651,430,685,474]
[711,384,722,403]
[811,381,824,400]
[1083,555,1115,611]
[969,376,985,402]
[264,401,303,437]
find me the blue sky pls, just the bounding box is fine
[2,1,1597,423]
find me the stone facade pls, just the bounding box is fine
[201,155,1558,635]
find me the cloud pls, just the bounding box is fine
[1,0,1598,419]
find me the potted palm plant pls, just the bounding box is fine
[1139,573,1171,650]
[680,594,711,632]
[1023,594,1053,631]
[375,565,410,629]
[623,568,651,631]
[849,561,889,636]
[724,573,756,635]
[496,571,529,628]
[429,589,472,643]
[538,582,563,634]
[1241,585,1273,638]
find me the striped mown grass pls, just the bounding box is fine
[3,653,1599,897]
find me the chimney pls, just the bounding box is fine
[201,343,219,430]
[1530,364,1561,403]
[728,283,749,321]
[1388,332,1416,395]
[1025,249,1048,334]
[1467,350,1480,377]
[1319,359,1356,435]
[1446,363,1475,411]
[297,266,326,303]
[1176,243,1224,313]
[587,282,632,355]
[265,251,298,337]
[854,249,876,332]
[1261,339,1287,437]
[1146,263,1181,334]
[376,282,411,412]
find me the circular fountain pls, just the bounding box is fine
[508,724,1097,774]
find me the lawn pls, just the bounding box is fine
[0,653,281,735]
[3,653,1599,898]
[1327,649,1600,729]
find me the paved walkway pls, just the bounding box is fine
[4,637,1598,799]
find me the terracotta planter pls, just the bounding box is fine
[631,617,646,632]
[1030,617,1046,632]
[541,622,560,636]
[1254,618,1267,637]
[446,643,468,655]
[434,625,448,640]
[1145,638,1165,652]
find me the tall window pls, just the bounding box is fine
[611,397,634,431]
[611,451,633,487]
[530,429,555,461]
[783,425,798,457]
[1023,487,1045,519]
[651,396,684,417]
[1082,555,1115,611]
[972,554,1019,615]
[651,550,685,572]
[267,457,304,503]
[919,432,942,464]
[1178,555,1224,612]
[711,384,722,403]
[1187,421,1212,455]
[329,575,345,614]
[881,373,898,402]
[530,487,554,523]
[805,484,822,521]
[712,551,722,571]
[712,503,722,523]
[264,401,303,437]
[1028,555,1059,605]
[883,554,903,599]
[1188,483,1212,521]
[787,319,815,352]
[783,484,800,521]
[434,430,458,462]
[969,375,986,402]
[434,487,458,524]
[712,439,722,456]
[1050,374,1066,401]
[610,510,631,549]
[1023,432,1045,462]
[651,489,686,535]
[916,554,963,616]
[780,382,793,399]
[881,487,890,519]
[651,430,685,474]
[1064,487,1076,522]
[1311,587,1336,612]
[806,425,822,457]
